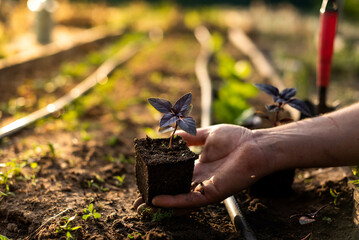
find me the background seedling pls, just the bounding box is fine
[65,231,75,240]
[106,136,119,146]
[56,214,82,240]
[330,188,340,205]
[137,205,174,222]
[48,142,56,158]
[80,130,92,142]
[151,208,174,222]
[0,149,42,190]
[127,231,142,239]
[254,83,311,126]
[0,234,11,240]
[0,160,26,185]
[114,175,125,187]
[0,184,15,199]
[148,93,196,148]
[87,179,109,193]
[83,203,101,220]
[30,162,39,186]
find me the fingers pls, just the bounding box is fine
[152,192,206,208]
[132,197,144,209]
[138,203,194,216]
[135,200,195,218]
[152,178,222,208]
[177,127,210,146]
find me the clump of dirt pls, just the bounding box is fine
[134,136,198,205]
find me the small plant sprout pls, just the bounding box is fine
[254,84,311,126]
[0,234,11,240]
[87,179,109,192]
[114,175,125,187]
[48,142,56,158]
[56,214,82,239]
[30,162,39,186]
[151,208,174,222]
[82,203,101,220]
[127,232,142,239]
[0,184,15,199]
[330,188,340,205]
[148,93,197,148]
[137,205,174,222]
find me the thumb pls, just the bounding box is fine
[177,127,210,146]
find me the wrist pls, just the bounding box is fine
[251,127,293,174]
[252,116,341,172]
[251,129,279,177]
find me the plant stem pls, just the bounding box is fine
[274,111,279,126]
[274,103,282,126]
[169,122,178,149]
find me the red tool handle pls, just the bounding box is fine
[317,1,338,88]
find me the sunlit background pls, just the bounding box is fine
[0,0,359,126]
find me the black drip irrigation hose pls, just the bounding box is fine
[0,42,142,139]
[194,25,257,240]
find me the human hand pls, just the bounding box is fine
[132,196,193,218]
[150,124,271,209]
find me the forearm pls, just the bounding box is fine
[253,102,359,172]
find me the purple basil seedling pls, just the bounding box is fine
[251,84,311,197]
[254,83,311,126]
[148,93,196,148]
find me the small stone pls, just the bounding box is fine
[7,223,18,232]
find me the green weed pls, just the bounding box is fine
[56,214,82,240]
[80,130,92,142]
[103,155,116,163]
[114,175,125,187]
[88,180,109,193]
[30,162,39,186]
[329,188,340,205]
[127,231,142,239]
[151,208,173,222]
[0,184,15,198]
[139,206,173,222]
[0,159,26,185]
[106,136,119,146]
[48,143,56,158]
[0,147,43,190]
[0,234,12,240]
[82,203,101,220]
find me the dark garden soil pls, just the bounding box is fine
[0,28,359,240]
[134,136,198,205]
